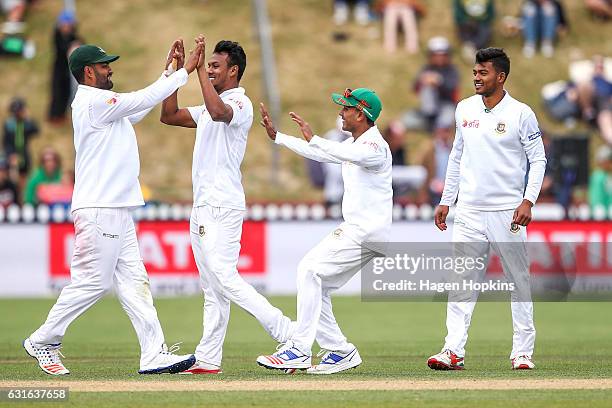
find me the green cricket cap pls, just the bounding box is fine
[331,88,382,122]
[69,44,119,75]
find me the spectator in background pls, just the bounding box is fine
[404,37,459,132]
[24,147,62,206]
[1,0,25,34]
[589,145,612,217]
[382,0,425,54]
[584,0,612,19]
[333,0,371,26]
[576,55,612,144]
[454,0,495,61]
[521,0,568,58]
[420,122,454,205]
[3,97,38,194]
[383,120,427,200]
[0,155,18,207]
[48,10,81,125]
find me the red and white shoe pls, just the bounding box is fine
[427,349,465,370]
[512,355,535,370]
[180,360,222,375]
[256,341,311,371]
[23,338,70,376]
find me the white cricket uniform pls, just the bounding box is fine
[275,126,393,354]
[186,88,292,366]
[439,91,547,359]
[30,69,189,369]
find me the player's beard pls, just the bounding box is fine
[94,70,113,90]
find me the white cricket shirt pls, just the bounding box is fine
[276,126,393,246]
[440,92,547,210]
[187,87,253,210]
[70,69,188,212]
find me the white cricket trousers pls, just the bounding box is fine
[30,208,165,368]
[443,207,535,359]
[190,205,292,366]
[291,228,376,355]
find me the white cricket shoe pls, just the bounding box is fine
[138,343,196,374]
[512,355,535,370]
[256,341,311,371]
[427,349,465,370]
[179,360,222,375]
[23,338,70,376]
[307,346,362,375]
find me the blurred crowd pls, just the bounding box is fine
[1,6,80,209]
[316,0,611,214]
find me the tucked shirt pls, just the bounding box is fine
[440,92,547,210]
[70,68,188,212]
[187,87,253,210]
[275,126,393,247]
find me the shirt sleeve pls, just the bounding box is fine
[308,135,387,169]
[275,132,342,164]
[520,108,547,205]
[439,109,464,206]
[226,95,252,127]
[90,68,189,126]
[187,105,206,124]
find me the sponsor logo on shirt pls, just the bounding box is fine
[333,228,343,238]
[102,232,119,239]
[462,119,479,128]
[362,141,379,151]
[495,121,506,134]
[528,131,541,141]
[106,96,118,105]
[229,98,243,110]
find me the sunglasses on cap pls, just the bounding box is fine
[344,88,371,112]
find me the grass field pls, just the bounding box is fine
[1,296,611,407]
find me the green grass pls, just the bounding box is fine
[0,297,611,406]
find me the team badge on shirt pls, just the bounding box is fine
[510,223,520,233]
[495,122,506,134]
[199,225,206,237]
[333,228,343,238]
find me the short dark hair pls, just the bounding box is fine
[475,47,510,79]
[214,40,246,82]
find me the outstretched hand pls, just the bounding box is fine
[194,34,206,70]
[289,112,314,142]
[260,103,277,140]
[184,39,204,74]
[165,38,184,72]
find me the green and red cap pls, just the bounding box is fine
[331,88,382,122]
[69,44,119,76]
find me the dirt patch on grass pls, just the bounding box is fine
[2,379,612,392]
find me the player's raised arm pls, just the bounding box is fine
[160,39,198,128]
[260,103,341,164]
[195,35,235,124]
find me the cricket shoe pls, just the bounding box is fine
[306,346,362,375]
[23,338,70,376]
[512,355,535,370]
[427,349,465,370]
[138,343,196,374]
[179,360,222,375]
[256,341,311,371]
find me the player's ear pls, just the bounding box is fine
[229,65,238,78]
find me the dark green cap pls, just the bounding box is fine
[68,44,119,75]
[331,88,382,122]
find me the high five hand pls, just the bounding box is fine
[259,103,277,140]
[289,112,314,142]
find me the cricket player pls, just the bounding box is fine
[160,36,293,374]
[257,88,393,374]
[427,48,546,371]
[23,41,202,375]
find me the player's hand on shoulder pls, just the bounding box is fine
[434,205,449,231]
[259,103,277,140]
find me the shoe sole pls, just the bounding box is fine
[179,368,223,375]
[427,357,464,371]
[139,355,196,374]
[256,359,311,372]
[23,339,70,376]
